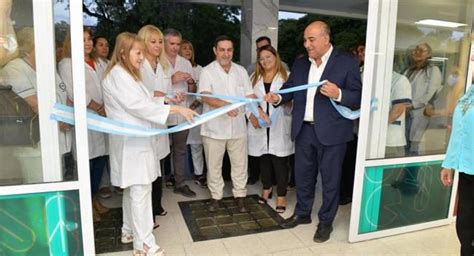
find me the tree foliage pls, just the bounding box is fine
[82,0,240,65]
[78,1,366,66]
[279,14,367,66]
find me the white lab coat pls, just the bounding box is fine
[247,73,294,157]
[102,65,171,188]
[403,65,442,143]
[140,59,171,160]
[55,74,72,155]
[58,58,107,159]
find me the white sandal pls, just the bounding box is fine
[121,233,133,244]
[144,244,165,256]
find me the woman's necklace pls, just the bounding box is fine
[460,86,474,115]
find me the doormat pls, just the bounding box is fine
[178,194,284,242]
[94,208,133,254]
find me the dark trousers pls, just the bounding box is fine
[248,156,260,183]
[170,129,189,188]
[89,156,107,194]
[294,123,346,224]
[288,154,295,187]
[340,135,358,201]
[457,172,474,256]
[152,158,166,216]
[259,154,290,196]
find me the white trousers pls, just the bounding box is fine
[190,144,204,176]
[202,136,248,199]
[122,184,156,250]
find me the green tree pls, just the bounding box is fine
[278,14,367,66]
[82,0,240,65]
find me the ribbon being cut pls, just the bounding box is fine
[50,80,376,136]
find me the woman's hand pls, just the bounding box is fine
[171,105,199,123]
[440,168,453,187]
[258,108,271,126]
[249,114,261,128]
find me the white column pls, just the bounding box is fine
[240,0,279,68]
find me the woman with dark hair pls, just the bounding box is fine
[248,45,293,213]
[440,76,474,256]
[58,28,109,221]
[403,42,442,154]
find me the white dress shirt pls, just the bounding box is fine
[304,46,333,122]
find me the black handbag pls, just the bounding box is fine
[0,84,40,146]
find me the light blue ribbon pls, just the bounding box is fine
[50,81,375,136]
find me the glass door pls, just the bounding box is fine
[350,0,473,242]
[0,0,94,254]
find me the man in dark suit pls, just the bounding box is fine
[265,21,362,243]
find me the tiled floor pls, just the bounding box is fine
[98,180,460,256]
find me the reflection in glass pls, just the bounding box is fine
[386,0,473,158]
[0,0,43,185]
[403,42,442,155]
[359,161,452,234]
[0,190,83,255]
[0,0,76,185]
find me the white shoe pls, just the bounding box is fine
[145,245,165,256]
[121,233,133,244]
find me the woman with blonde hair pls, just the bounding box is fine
[137,24,175,227]
[102,32,196,256]
[248,44,293,213]
[58,28,109,221]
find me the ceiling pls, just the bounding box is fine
[176,0,472,25]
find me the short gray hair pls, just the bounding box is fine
[164,28,182,40]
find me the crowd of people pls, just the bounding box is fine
[1,13,472,255]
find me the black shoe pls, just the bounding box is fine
[235,197,249,213]
[173,185,196,198]
[194,175,207,188]
[279,214,311,229]
[165,176,175,188]
[339,196,352,205]
[313,223,333,243]
[208,199,220,213]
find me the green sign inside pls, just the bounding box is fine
[359,160,452,234]
[0,191,83,255]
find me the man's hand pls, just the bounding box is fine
[264,92,280,104]
[440,168,453,187]
[320,81,340,99]
[172,71,192,84]
[59,122,71,131]
[227,109,239,117]
[175,91,187,102]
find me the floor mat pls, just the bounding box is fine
[178,194,284,242]
[94,208,132,254]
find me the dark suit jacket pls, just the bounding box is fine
[280,49,362,146]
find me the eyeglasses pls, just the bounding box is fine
[413,48,428,53]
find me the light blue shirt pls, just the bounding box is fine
[442,85,474,175]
